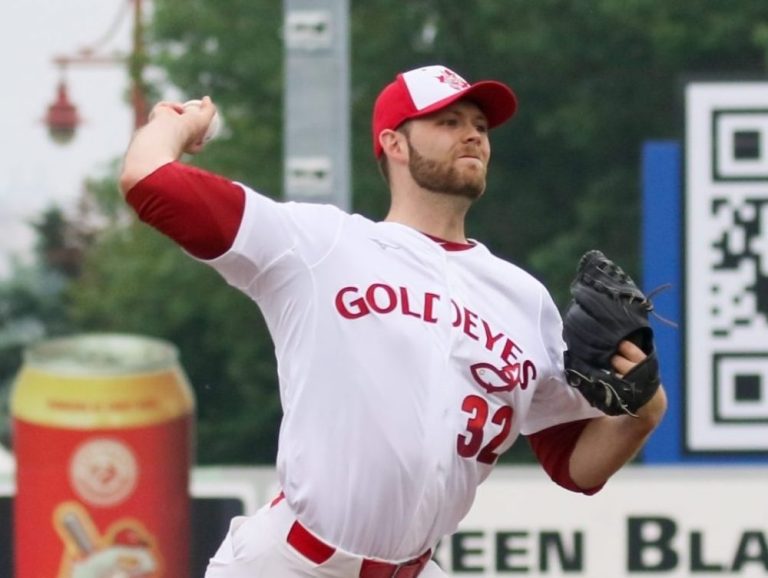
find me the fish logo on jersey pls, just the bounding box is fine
[470,361,537,393]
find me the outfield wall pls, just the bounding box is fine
[3,464,766,577]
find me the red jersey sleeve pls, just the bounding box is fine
[125,161,245,260]
[527,419,605,495]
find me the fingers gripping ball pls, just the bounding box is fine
[562,250,661,417]
[182,99,221,144]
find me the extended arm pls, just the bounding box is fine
[119,97,217,195]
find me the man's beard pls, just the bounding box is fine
[407,141,487,200]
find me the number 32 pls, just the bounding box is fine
[456,394,513,465]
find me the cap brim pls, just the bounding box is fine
[408,80,518,129]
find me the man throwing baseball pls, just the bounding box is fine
[119,65,666,578]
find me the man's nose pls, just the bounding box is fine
[463,124,484,142]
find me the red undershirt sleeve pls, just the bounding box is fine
[527,419,605,495]
[124,161,245,260]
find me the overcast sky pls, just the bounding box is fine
[0,0,141,278]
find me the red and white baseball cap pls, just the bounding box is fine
[372,65,518,157]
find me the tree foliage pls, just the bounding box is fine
[0,201,92,447]
[16,0,768,464]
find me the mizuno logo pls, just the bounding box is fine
[370,238,401,250]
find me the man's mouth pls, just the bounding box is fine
[457,149,483,162]
[457,155,483,165]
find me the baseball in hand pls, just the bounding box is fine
[182,99,221,143]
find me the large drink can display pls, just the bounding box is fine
[10,333,195,578]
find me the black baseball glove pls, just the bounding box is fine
[562,250,661,417]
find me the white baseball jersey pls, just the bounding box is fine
[204,184,602,561]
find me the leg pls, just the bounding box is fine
[419,559,450,578]
[205,500,445,578]
[203,506,341,578]
[204,508,312,578]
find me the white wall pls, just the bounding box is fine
[2,465,767,577]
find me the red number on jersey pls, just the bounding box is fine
[456,395,488,458]
[456,395,514,465]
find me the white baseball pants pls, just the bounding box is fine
[204,496,447,578]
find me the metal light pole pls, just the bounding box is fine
[128,0,149,129]
[283,0,351,210]
[44,0,148,144]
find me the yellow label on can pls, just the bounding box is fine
[11,366,194,428]
[11,333,195,429]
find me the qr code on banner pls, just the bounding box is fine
[685,84,768,452]
[710,197,768,339]
[709,198,768,424]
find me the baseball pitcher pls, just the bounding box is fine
[119,65,666,578]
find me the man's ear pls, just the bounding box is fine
[379,129,408,162]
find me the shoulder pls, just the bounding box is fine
[239,187,356,233]
[466,247,564,355]
[466,244,553,304]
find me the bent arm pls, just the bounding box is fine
[117,96,243,260]
[569,339,668,489]
[119,97,217,195]
[569,386,667,488]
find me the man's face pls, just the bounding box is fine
[403,101,491,200]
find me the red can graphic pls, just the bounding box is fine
[11,334,195,578]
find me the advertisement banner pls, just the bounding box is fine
[434,466,768,577]
[685,82,768,454]
[10,334,195,578]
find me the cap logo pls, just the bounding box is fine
[402,65,472,111]
[436,68,470,91]
[373,64,517,156]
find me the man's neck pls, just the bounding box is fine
[384,186,472,243]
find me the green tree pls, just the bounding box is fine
[66,169,281,464]
[62,0,768,465]
[0,200,95,447]
[355,0,768,300]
